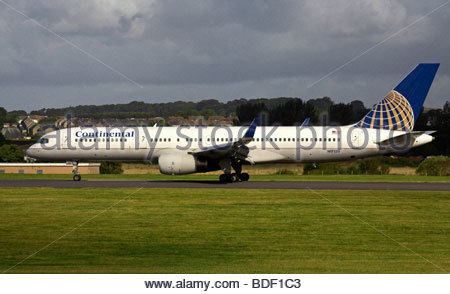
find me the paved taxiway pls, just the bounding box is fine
[0,179,449,190]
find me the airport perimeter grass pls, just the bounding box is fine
[1,187,449,274]
[1,173,450,182]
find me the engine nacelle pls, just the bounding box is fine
[158,153,209,175]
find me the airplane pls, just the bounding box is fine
[27,63,439,182]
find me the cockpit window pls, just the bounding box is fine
[38,138,49,144]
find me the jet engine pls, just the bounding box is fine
[158,153,211,175]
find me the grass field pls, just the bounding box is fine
[1,173,449,182]
[1,187,449,273]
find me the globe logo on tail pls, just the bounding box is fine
[356,90,414,131]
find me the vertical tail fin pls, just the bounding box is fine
[355,63,439,131]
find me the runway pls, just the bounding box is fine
[0,179,449,190]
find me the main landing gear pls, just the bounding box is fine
[71,161,81,181]
[218,159,250,183]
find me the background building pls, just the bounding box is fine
[0,163,100,174]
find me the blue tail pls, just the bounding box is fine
[355,63,439,131]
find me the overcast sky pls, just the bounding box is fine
[0,0,449,111]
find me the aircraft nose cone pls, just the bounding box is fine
[26,145,39,158]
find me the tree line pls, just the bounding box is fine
[27,97,368,121]
[235,97,369,126]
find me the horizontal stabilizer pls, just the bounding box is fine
[375,131,432,148]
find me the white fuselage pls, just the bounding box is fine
[27,125,433,165]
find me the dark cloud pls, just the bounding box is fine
[0,0,449,111]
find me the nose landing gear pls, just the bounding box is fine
[70,161,81,181]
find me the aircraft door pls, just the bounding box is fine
[140,134,149,149]
[351,129,365,149]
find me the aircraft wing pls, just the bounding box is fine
[188,117,259,164]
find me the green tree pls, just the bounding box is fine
[269,99,317,125]
[0,133,6,145]
[236,102,268,125]
[416,156,450,176]
[0,107,7,120]
[329,103,353,125]
[0,144,25,162]
[0,107,7,144]
[359,158,383,174]
[175,109,201,118]
[437,101,450,155]
[199,109,216,119]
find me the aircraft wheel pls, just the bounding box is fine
[230,173,239,182]
[73,174,81,181]
[240,173,250,181]
[219,174,227,183]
